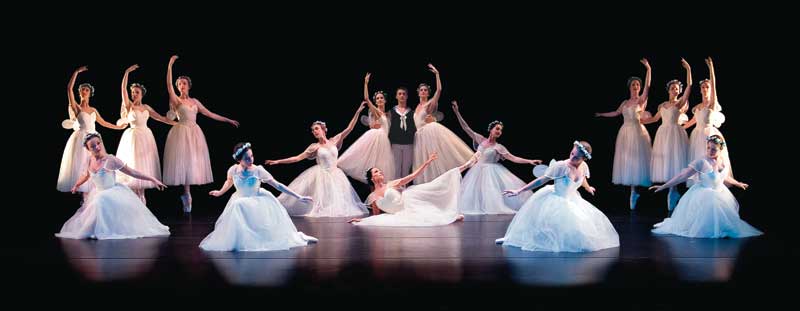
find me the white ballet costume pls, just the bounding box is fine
[688,103,732,186]
[354,167,463,226]
[56,155,170,239]
[199,165,317,251]
[57,111,96,193]
[412,109,474,184]
[459,139,530,215]
[338,114,396,184]
[162,101,213,186]
[498,160,620,252]
[652,158,761,238]
[116,108,162,189]
[612,105,652,186]
[279,134,368,217]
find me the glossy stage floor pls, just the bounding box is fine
[6,211,796,308]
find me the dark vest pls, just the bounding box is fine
[388,106,416,145]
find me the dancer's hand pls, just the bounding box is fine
[364,72,371,83]
[265,160,278,165]
[125,64,139,73]
[640,58,650,69]
[169,55,179,64]
[70,185,78,194]
[585,186,596,196]
[529,159,542,165]
[705,57,714,67]
[75,66,88,73]
[347,218,362,223]
[229,119,240,127]
[649,185,664,192]
[154,180,167,191]
[209,190,223,197]
[426,152,439,163]
[451,100,459,111]
[503,189,521,197]
[681,58,690,70]
[736,182,749,190]
[427,63,439,75]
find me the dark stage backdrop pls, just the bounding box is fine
[22,24,789,245]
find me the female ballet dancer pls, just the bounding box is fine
[496,141,619,252]
[683,57,732,184]
[411,64,473,184]
[266,102,368,217]
[452,100,541,214]
[642,58,692,211]
[56,132,170,239]
[58,66,127,198]
[348,152,477,226]
[115,64,176,204]
[595,58,653,210]
[200,142,318,251]
[338,73,396,184]
[163,55,239,213]
[650,135,761,238]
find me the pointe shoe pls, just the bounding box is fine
[630,191,640,210]
[299,232,318,243]
[181,194,192,213]
[495,237,506,244]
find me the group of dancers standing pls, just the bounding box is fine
[55,56,761,253]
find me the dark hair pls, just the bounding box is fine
[627,77,642,88]
[83,132,102,148]
[373,91,387,102]
[176,76,193,89]
[311,121,327,133]
[365,168,376,187]
[130,83,147,96]
[487,120,504,133]
[396,87,408,94]
[78,83,95,97]
[666,79,683,93]
[232,142,252,161]
[707,134,726,149]
[417,83,431,92]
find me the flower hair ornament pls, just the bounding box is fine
[232,142,251,160]
[666,79,684,92]
[311,120,327,131]
[83,132,102,146]
[706,135,726,147]
[78,83,95,97]
[130,83,147,96]
[574,141,592,160]
[373,91,387,101]
[487,120,504,132]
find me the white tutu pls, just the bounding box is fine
[162,102,213,185]
[355,167,462,226]
[116,109,162,189]
[650,105,689,182]
[56,155,170,239]
[652,159,761,238]
[279,135,368,217]
[412,111,474,184]
[612,105,652,186]
[459,142,529,214]
[57,111,96,192]
[500,160,619,252]
[338,115,396,183]
[200,165,316,251]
